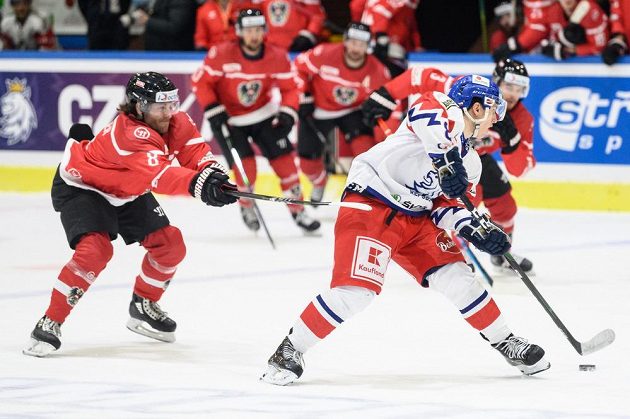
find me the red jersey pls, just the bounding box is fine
[384,66,453,100]
[295,43,390,118]
[352,0,421,50]
[476,102,536,177]
[194,0,255,50]
[259,0,326,50]
[192,40,300,126]
[610,0,630,40]
[517,0,608,55]
[59,112,218,206]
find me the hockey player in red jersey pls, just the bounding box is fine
[260,0,326,52]
[602,0,630,65]
[23,72,238,357]
[295,22,391,202]
[492,0,608,61]
[192,8,320,233]
[261,75,550,385]
[194,0,255,51]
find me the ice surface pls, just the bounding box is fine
[1,193,628,418]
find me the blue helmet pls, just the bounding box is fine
[448,74,507,121]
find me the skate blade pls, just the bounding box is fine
[126,318,175,343]
[22,338,57,358]
[260,364,299,386]
[518,357,551,376]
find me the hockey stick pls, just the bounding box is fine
[377,117,392,136]
[221,125,276,250]
[454,234,494,286]
[302,116,348,175]
[225,190,372,211]
[459,194,615,355]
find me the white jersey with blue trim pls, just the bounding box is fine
[345,91,482,223]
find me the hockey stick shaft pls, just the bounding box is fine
[459,194,614,355]
[225,190,372,211]
[222,125,276,250]
[377,118,392,136]
[455,234,494,286]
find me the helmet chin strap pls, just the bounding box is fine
[463,107,492,140]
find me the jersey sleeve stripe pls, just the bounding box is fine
[184,137,206,146]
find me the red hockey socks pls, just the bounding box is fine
[269,154,303,213]
[484,193,517,235]
[133,226,186,302]
[299,157,327,189]
[45,232,113,323]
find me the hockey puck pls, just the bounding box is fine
[579,364,596,371]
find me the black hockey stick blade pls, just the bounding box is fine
[225,190,372,211]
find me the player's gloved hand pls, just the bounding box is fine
[289,31,316,52]
[561,22,586,45]
[189,163,238,207]
[541,40,572,61]
[431,147,469,198]
[299,94,315,120]
[205,102,230,138]
[361,86,397,127]
[492,37,521,62]
[492,113,520,154]
[602,35,627,66]
[68,123,94,141]
[373,32,390,62]
[458,218,511,256]
[272,110,296,139]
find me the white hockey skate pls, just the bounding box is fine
[126,293,176,343]
[292,210,321,233]
[492,334,550,375]
[261,337,304,386]
[23,316,61,357]
[240,206,260,232]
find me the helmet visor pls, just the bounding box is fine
[142,100,180,116]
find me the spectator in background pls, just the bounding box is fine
[132,0,197,50]
[260,0,326,52]
[602,0,629,64]
[194,0,254,51]
[78,0,131,50]
[0,0,56,50]
[489,0,519,51]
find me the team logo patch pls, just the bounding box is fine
[333,86,358,106]
[472,75,490,87]
[435,231,459,254]
[351,236,391,287]
[268,0,290,26]
[67,287,85,307]
[134,127,150,139]
[68,168,82,178]
[0,78,38,146]
[237,80,262,107]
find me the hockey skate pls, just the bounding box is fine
[292,210,321,233]
[126,293,176,343]
[310,186,325,203]
[240,206,260,231]
[23,316,62,357]
[261,336,304,386]
[492,334,550,375]
[491,253,534,274]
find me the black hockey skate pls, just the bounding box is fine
[126,293,176,343]
[492,334,550,375]
[491,253,533,274]
[240,206,260,231]
[261,336,304,386]
[292,210,321,233]
[23,316,62,357]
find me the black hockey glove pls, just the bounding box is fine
[492,37,521,62]
[205,102,230,139]
[541,40,572,61]
[68,123,94,141]
[361,86,397,127]
[289,31,316,52]
[561,22,587,45]
[373,32,390,62]
[493,113,521,154]
[272,110,296,139]
[602,35,628,66]
[432,147,469,199]
[458,218,511,256]
[189,164,238,207]
[299,94,315,120]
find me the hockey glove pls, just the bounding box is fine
[189,164,238,207]
[289,31,316,52]
[458,218,511,256]
[373,32,390,62]
[361,86,397,127]
[205,103,230,139]
[602,35,628,66]
[432,147,469,199]
[493,113,521,154]
[272,110,296,139]
[299,94,315,120]
[541,40,572,61]
[492,37,521,62]
[68,123,94,141]
[561,22,587,45]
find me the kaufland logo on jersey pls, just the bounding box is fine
[539,87,628,156]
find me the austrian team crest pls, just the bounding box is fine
[333,86,358,106]
[268,0,290,26]
[0,78,38,146]
[237,80,262,107]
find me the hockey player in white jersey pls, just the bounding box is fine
[261,75,550,385]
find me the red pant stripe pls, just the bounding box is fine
[300,302,336,339]
[464,299,501,330]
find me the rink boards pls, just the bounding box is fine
[0,52,629,211]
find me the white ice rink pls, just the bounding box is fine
[1,193,629,418]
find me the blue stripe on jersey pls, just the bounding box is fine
[454,216,473,231]
[460,290,489,314]
[316,295,344,324]
[431,208,449,225]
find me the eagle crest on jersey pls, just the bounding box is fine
[268,1,290,26]
[237,80,263,106]
[0,78,38,146]
[333,86,358,106]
